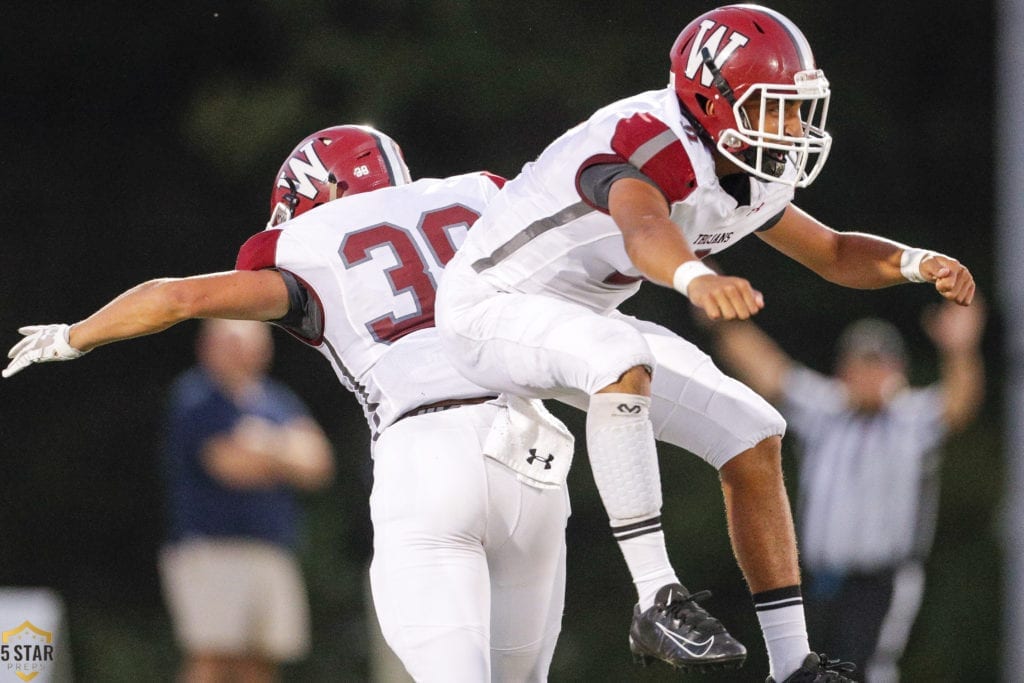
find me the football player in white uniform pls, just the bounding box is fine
[435,4,974,683]
[4,126,575,682]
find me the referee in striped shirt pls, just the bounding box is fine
[707,300,985,682]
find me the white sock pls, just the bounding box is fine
[612,524,679,609]
[587,393,678,610]
[754,586,810,681]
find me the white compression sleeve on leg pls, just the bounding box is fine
[588,393,678,608]
[585,393,662,522]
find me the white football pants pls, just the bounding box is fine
[437,265,785,470]
[370,402,569,682]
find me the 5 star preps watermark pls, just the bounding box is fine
[1,622,54,682]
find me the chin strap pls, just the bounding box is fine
[701,47,754,146]
[327,172,349,202]
[701,47,737,105]
[677,49,738,148]
[701,48,784,179]
[267,176,302,228]
[282,176,300,214]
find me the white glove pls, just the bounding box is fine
[3,324,86,378]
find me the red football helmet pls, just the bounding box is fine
[669,4,831,187]
[268,125,412,227]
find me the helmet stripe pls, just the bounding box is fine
[358,126,411,186]
[384,137,412,184]
[374,135,399,185]
[751,5,816,69]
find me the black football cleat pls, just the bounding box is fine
[766,652,857,682]
[629,583,747,673]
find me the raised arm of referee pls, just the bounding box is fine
[706,299,986,682]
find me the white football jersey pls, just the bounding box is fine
[453,87,796,313]
[237,173,505,438]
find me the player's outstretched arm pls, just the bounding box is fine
[758,204,976,305]
[3,270,290,378]
[608,178,764,320]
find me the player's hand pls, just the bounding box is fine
[3,324,86,378]
[687,274,765,321]
[921,254,975,305]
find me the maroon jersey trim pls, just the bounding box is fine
[480,171,507,189]
[235,229,326,347]
[236,229,281,270]
[603,271,645,286]
[611,113,697,204]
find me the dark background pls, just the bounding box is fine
[1,1,1001,681]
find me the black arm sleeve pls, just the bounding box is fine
[272,269,324,342]
[579,162,664,211]
[756,209,786,232]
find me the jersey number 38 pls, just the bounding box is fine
[339,204,480,344]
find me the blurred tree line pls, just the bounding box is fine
[0,1,998,680]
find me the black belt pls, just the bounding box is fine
[395,395,498,423]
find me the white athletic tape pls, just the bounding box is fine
[672,260,717,298]
[899,248,937,283]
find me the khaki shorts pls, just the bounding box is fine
[159,538,311,661]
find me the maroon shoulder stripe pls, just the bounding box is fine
[236,229,282,271]
[611,113,697,204]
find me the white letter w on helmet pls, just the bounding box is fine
[280,141,331,200]
[683,20,749,87]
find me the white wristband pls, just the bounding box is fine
[899,248,936,283]
[672,260,716,298]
